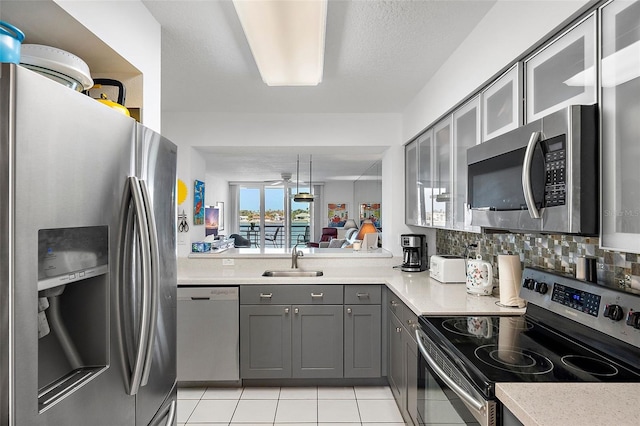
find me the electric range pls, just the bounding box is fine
[415,267,640,426]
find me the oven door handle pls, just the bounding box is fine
[415,329,485,413]
[522,131,542,219]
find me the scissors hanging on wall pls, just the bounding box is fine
[178,210,189,233]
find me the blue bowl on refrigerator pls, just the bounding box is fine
[0,21,25,64]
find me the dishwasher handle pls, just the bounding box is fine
[177,287,239,301]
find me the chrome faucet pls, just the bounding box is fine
[291,242,304,269]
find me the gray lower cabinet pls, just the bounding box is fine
[240,304,343,379]
[240,284,382,380]
[404,326,418,425]
[240,304,292,379]
[344,304,381,378]
[292,304,344,378]
[387,289,419,425]
[388,310,405,404]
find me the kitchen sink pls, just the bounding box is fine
[262,270,324,277]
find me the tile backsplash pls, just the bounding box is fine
[436,229,640,290]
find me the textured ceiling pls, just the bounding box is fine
[143,0,497,114]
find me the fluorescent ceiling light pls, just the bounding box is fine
[233,0,327,86]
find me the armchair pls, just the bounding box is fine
[307,227,337,248]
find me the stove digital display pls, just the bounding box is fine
[551,283,601,317]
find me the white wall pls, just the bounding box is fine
[161,112,401,148]
[54,0,162,132]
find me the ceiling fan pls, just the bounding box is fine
[264,172,293,185]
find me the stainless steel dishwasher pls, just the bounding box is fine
[177,286,239,382]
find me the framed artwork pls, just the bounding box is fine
[360,202,381,228]
[204,206,219,236]
[216,201,225,231]
[193,180,205,225]
[328,203,349,227]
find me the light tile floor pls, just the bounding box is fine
[177,385,406,425]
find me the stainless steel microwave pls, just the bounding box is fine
[467,104,598,234]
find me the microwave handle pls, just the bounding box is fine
[522,131,542,219]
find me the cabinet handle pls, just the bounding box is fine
[294,308,299,314]
[347,308,352,314]
[396,327,402,333]
[407,319,416,326]
[259,293,273,299]
[390,300,399,307]
[310,292,324,298]
[356,292,370,298]
[284,308,289,314]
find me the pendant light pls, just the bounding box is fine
[294,154,314,203]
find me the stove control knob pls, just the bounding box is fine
[604,304,625,322]
[523,278,535,290]
[537,282,549,294]
[626,311,640,329]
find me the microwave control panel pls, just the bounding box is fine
[543,135,566,207]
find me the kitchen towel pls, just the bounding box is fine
[497,254,526,308]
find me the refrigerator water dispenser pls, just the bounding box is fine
[37,227,109,412]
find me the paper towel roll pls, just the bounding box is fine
[498,254,526,308]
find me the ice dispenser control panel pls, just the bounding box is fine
[38,226,108,291]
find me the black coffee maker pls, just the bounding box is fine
[401,234,428,272]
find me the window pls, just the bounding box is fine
[238,183,311,248]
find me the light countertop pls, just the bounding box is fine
[496,383,640,426]
[177,256,525,317]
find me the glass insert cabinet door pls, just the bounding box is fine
[405,139,420,226]
[525,13,597,122]
[433,117,452,228]
[453,96,481,231]
[601,0,640,253]
[482,63,522,141]
[418,130,434,227]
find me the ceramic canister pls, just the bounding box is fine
[466,255,494,295]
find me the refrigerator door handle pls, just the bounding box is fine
[139,179,159,387]
[116,176,154,395]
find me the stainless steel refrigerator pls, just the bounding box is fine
[0,63,177,425]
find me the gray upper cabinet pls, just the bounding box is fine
[433,117,453,228]
[452,96,481,232]
[482,63,522,141]
[525,13,597,122]
[600,0,640,253]
[405,140,420,226]
[405,130,434,227]
[418,130,434,227]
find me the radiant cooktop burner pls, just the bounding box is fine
[561,355,619,377]
[441,317,533,338]
[475,344,554,375]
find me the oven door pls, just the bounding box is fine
[415,328,497,426]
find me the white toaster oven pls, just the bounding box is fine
[429,255,467,283]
